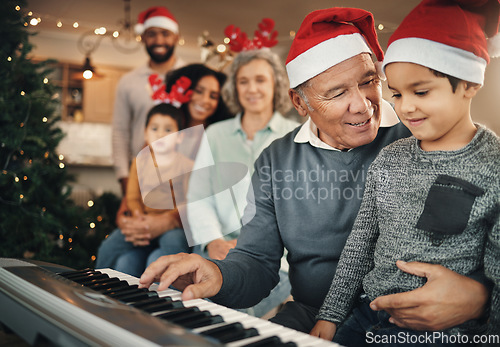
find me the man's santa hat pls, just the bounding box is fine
[135,6,178,35]
[286,8,384,89]
[383,0,500,85]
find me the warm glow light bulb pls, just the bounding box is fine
[217,44,226,53]
[83,70,93,79]
[57,21,62,28]
[73,22,79,28]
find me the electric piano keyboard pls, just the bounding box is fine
[0,259,340,346]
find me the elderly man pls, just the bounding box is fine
[139,7,489,334]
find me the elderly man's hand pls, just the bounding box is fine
[139,253,223,301]
[370,260,489,331]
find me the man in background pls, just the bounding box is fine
[111,6,185,221]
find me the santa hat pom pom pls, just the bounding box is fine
[374,61,386,81]
[488,33,500,58]
[135,23,144,35]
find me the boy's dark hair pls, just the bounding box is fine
[165,64,233,126]
[429,68,460,92]
[145,103,185,130]
[428,68,479,93]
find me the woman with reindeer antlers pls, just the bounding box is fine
[184,18,300,318]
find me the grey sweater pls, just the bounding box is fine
[318,125,499,335]
[210,122,411,310]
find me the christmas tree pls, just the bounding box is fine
[0,0,118,269]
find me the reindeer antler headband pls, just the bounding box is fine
[149,74,193,108]
[224,18,278,52]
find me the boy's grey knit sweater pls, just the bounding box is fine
[318,125,499,335]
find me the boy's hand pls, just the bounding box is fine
[370,260,488,331]
[309,320,337,341]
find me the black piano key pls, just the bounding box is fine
[241,336,297,347]
[114,290,158,303]
[96,283,136,294]
[57,268,94,277]
[61,270,103,280]
[130,297,170,308]
[169,310,211,324]
[180,314,224,329]
[201,322,259,343]
[156,307,200,320]
[107,287,148,298]
[75,276,116,286]
[87,280,130,291]
[141,300,184,313]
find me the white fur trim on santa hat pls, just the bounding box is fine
[383,37,487,85]
[135,16,178,35]
[488,33,500,58]
[286,33,372,88]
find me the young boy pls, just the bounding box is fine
[311,0,500,345]
[97,102,194,277]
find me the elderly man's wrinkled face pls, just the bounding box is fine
[292,54,383,150]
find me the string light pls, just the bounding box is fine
[7,57,12,62]
[23,176,27,181]
[42,117,48,122]
[87,200,94,207]
[59,162,65,169]
[73,22,79,29]
[91,255,96,261]
[43,78,48,84]
[14,177,19,183]
[20,91,25,96]
[89,222,95,228]
[15,5,20,11]
[20,194,24,199]
[56,21,62,28]
[59,234,63,240]
[58,154,64,160]
[378,24,385,31]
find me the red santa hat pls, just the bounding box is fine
[286,8,384,88]
[135,6,179,35]
[383,0,500,85]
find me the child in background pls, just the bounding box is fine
[97,78,194,277]
[311,0,500,345]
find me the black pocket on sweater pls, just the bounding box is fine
[416,175,484,236]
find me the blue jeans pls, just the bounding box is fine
[334,295,466,347]
[96,227,191,277]
[193,245,291,318]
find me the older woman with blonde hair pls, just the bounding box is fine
[186,48,299,317]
